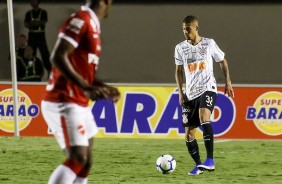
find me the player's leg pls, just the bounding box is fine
[47,122,89,184]
[185,127,201,165]
[182,97,203,175]
[197,91,217,172]
[74,138,94,184]
[74,106,98,183]
[47,146,88,184]
[197,108,215,171]
[185,127,203,175]
[42,102,90,184]
[42,101,79,183]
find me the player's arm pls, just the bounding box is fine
[51,38,90,89]
[51,38,112,100]
[92,78,108,87]
[175,64,185,105]
[219,58,234,98]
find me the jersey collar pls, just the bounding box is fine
[81,6,101,33]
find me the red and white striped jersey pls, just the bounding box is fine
[44,6,101,107]
[175,37,225,100]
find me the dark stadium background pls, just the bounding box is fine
[0,0,281,84]
[11,0,282,4]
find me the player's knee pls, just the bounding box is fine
[188,133,195,140]
[73,153,87,166]
[68,147,88,166]
[185,131,195,141]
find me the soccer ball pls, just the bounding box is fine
[156,154,176,174]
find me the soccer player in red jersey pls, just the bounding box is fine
[41,0,119,183]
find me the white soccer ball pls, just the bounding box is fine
[156,154,176,174]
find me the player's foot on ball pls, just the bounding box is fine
[197,158,215,172]
[188,165,204,175]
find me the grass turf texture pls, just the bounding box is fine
[0,137,281,184]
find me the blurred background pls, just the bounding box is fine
[0,0,281,84]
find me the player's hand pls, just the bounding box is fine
[84,85,120,102]
[179,92,185,106]
[106,86,121,103]
[224,81,234,98]
[83,85,110,101]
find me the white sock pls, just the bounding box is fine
[48,165,77,184]
[74,177,88,184]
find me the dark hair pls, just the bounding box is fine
[86,0,100,8]
[183,15,198,24]
[31,0,41,3]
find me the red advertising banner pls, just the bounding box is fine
[0,84,47,136]
[221,87,282,139]
[0,83,281,139]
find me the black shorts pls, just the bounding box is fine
[182,91,217,128]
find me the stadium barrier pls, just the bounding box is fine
[0,83,281,139]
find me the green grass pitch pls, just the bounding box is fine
[0,137,281,184]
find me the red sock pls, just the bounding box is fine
[63,159,83,174]
[77,167,90,178]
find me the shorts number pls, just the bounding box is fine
[206,95,213,107]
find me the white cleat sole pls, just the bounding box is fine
[197,165,215,172]
[188,170,204,176]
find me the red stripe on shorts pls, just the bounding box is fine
[61,116,70,148]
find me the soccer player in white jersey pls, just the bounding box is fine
[175,15,234,175]
[41,0,120,184]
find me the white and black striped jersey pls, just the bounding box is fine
[175,37,224,100]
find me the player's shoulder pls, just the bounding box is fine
[201,37,214,43]
[73,10,91,21]
[201,37,218,47]
[175,40,187,49]
[65,10,91,30]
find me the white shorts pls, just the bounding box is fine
[41,101,98,149]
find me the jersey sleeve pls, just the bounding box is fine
[174,45,183,65]
[58,14,88,48]
[210,39,225,62]
[86,19,101,55]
